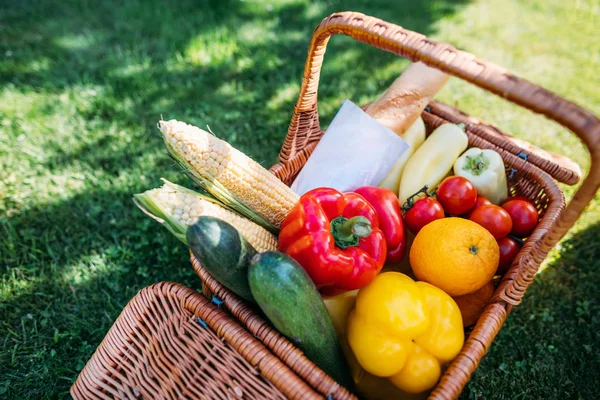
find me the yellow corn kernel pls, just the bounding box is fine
[134,180,278,252]
[158,119,299,231]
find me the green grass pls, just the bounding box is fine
[0,0,598,398]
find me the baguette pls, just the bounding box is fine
[366,62,449,135]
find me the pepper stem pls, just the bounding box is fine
[463,152,490,176]
[330,216,372,249]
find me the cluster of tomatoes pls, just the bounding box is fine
[404,176,539,275]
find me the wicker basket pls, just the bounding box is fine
[71,282,338,400]
[195,11,600,398]
[72,11,599,400]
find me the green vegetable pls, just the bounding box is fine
[187,217,255,302]
[248,251,352,387]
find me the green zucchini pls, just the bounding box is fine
[186,216,255,302]
[248,251,352,388]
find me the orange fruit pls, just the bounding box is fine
[452,280,495,327]
[409,218,499,296]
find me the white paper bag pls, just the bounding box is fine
[291,100,409,195]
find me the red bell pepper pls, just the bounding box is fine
[278,187,386,295]
[354,186,406,263]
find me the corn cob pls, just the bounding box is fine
[158,119,299,232]
[133,179,278,252]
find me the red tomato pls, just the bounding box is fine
[496,237,521,275]
[404,197,445,234]
[469,204,513,239]
[474,196,493,208]
[436,176,478,215]
[501,195,531,205]
[464,196,493,218]
[502,199,539,237]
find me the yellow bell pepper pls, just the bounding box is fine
[347,272,464,394]
[355,369,430,400]
[341,334,430,400]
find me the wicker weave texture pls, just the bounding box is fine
[71,282,324,400]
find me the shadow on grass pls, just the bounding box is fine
[463,221,600,399]
[4,0,471,164]
[1,0,471,398]
[0,185,199,399]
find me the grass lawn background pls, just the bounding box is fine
[1,0,598,398]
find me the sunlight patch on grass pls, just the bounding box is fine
[26,58,51,73]
[0,275,34,302]
[322,47,365,74]
[0,86,50,116]
[60,254,115,286]
[215,80,260,109]
[184,28,239,67]
[239,0,306,17]
[237,20,277,45]
[304,2,327,19]
[216,81,243,98]
[53,34,97,51]
[235,55,255,73]
[368,59,411,83]
[266,82,300,110]
[275,29,306,44]
[0,58,51,77]
[111,59,151,78]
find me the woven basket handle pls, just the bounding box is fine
[280,11,599,246]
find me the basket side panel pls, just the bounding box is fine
[70,282,317,400]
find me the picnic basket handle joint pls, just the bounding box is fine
[278,10,599,251]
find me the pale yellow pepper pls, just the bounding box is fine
[347,272,464,394]
[378,117,426,194]
[398,123,468,205]
[323,290,359,337]
[453,147,508,204]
